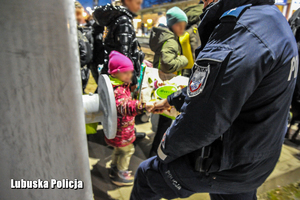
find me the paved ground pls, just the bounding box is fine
[87,118,300,200]
[88,120,211,200]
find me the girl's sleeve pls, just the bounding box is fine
[114,87,145,117]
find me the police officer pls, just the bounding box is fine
[130,0,298,199]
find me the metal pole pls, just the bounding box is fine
[0,0,93,199]
[83,75,117,139]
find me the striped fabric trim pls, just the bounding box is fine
[157,142,167,161]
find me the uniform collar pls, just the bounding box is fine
[198,0,274,51]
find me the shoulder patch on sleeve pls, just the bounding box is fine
[220,4,252,20]
[187,63,210,97]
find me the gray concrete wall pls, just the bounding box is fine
[0,0,93,199]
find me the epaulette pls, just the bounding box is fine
[220,4,252,21]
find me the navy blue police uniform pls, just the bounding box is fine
[130,0,298,199]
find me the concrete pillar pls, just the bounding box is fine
[0,0,93,199]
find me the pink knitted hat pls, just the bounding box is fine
[108,51,134,74]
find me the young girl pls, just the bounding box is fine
[107,51,153,186]
[93,0,145,138]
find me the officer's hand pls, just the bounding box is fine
[152,99,171,114]
[145,102,155,112]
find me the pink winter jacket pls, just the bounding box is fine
[105,76,145,147]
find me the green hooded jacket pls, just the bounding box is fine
[184,4,203,60]
[184,4,204,28]
[149,26,188,74]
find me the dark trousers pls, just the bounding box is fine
[81,67,90,94]
[89,63,99,86]
[210,192,257,200]
[130,157,257,200]
[286,100,300,140]
[150,115,172,156]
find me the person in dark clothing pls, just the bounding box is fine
[181,4,203,77]
[77,30,92,69]
[89,23,104,85]
[150,114,172,157]
[75,1,92,93]
[79,24,96,92]
[93,0,143,88]
[75,2,97,87]
[149,7,188,157]
[286,8,300,142]
[141,22,145,35]
[93,0,145,138]
[287,91,300,142]
[130,0,298,199]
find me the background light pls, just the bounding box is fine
[86,7,92,14]
[133,19,142,22]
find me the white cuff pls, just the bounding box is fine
[157,142,167,161]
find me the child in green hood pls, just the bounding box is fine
[150,7,189,80]
[149,7,189,156]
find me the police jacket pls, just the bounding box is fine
[93,4,139,76]
[158,0,298,191]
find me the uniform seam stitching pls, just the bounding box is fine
[237,22,275,69]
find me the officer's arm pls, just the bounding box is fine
[167,87,187,111]
[158,50,268,163]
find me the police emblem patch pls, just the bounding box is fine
[187,64,210,97]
